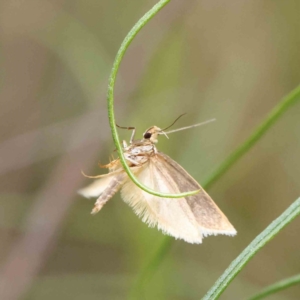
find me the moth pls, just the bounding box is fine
[79,117,236,244]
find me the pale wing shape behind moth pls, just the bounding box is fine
[79,168,127,214]
[121,152,236,244]
[79,151,236,244]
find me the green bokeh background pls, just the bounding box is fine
[0,1,300,299]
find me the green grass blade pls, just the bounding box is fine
[247,273,300,300]
[204,84,300,189]
[128,237,173,300]
[202,197,300,300]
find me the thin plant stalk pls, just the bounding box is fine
[204,84,300,189]
[247,273,300,300]
[129,237,173,300]
[202,197,300,300]
[107,0,200,198]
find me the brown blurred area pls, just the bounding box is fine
[0,0,300,299]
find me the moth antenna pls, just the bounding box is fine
[161,113,186,131]
[163,118,216,135]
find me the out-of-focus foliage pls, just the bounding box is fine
[0,1,299,299]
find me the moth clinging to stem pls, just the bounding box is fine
[79,115,236,244]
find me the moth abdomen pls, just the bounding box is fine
[91,175,125,214]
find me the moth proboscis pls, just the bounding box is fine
[79,118,236,244]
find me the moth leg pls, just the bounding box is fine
[116,124,136,144]
[98,159,119,169]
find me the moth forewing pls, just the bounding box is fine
[157,152,236,236]
[121,159,203,244]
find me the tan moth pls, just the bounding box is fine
[79,117,236,244]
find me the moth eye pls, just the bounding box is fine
[143,132,152,139]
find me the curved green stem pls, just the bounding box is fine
[202,197,300,300]
[247,273,300,300]
[107,0,199,198]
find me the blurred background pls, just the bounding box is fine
[0,0,300,299]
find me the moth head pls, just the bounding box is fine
[143,126,166,143]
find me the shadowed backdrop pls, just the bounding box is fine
[0,0,300,299]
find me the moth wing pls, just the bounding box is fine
[121,152,236,244]
[78,170,125,199]
[121,156,203,244]
[157,152,236,236]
